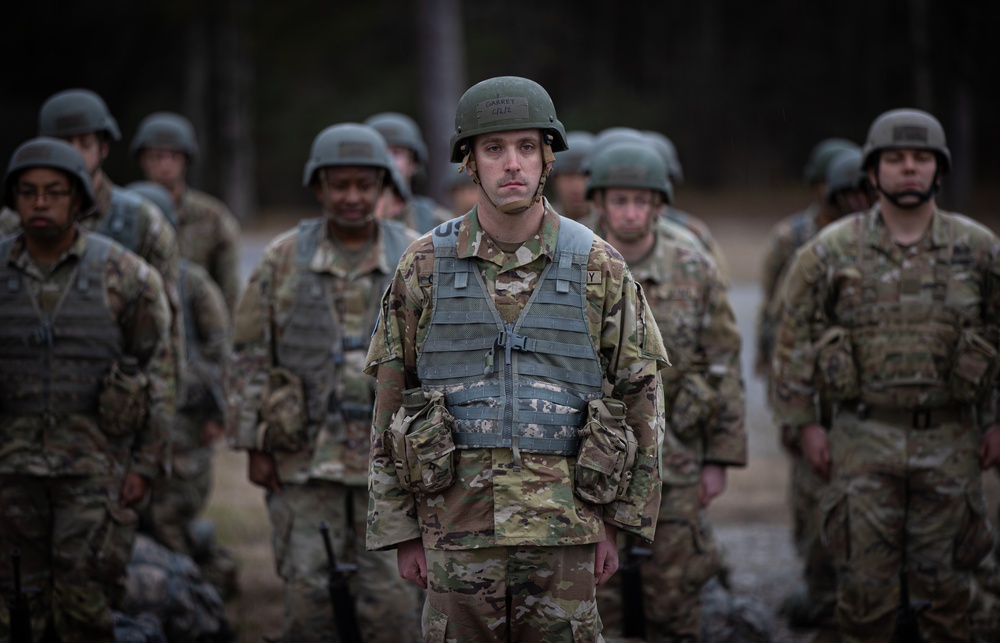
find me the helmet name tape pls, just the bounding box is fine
[17,147,54,162]
[476,97,528,125]
[338,141,373,158]
[892,125,928,144]
[55,113,89,132]
[150,132,182,147]
[607,166,646,182]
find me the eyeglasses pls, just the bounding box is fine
[14,186,73,202]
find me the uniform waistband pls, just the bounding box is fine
[838,402,971,429]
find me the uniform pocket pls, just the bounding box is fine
[954,489,995,570]
[422,600,449,643]
[93,501,140,582]
[820,485,850,565]
[569,598,603,643]
[405,418,457,494]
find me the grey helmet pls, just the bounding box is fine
[38,89,121,141]
[581,127,645,175]
[803,138,859,183]
[824,148,866,203]
[364,112,428,164]
[861,108,950,173]
[130,112,200,161]
[126,181,178,230]
[585,140,673,205]
[642,130,684,185]
[4,136,95,211]
[302,123,394,186]
[551,131,595,177]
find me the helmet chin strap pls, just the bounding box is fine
[459,140,557,215]
[874,171,939,210]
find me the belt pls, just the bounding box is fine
[840,402,970,429]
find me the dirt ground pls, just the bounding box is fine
[205,187,1000,642]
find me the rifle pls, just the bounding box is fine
[7,549,32,643]
[620,535,653,639]
[319,521,363,643]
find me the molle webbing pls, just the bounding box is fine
[98,187,142,252]
[0,235,122,415]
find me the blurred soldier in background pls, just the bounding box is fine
[365,111,451,233]
[0,138,172,642]
[228,123,420,642]
[548,130,595,222]
[132,111,243,314]
[445,162,478,217]
[756,137,861,630]
[589,141,747,641]
[126,180,240,599]
[772,108,1000,641]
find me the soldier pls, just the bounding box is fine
[445,162,478,217]
[588,141,747,641]
[132,111,243,313]
[755,137,860,629]
[365,75,667,642]
[125,181,239,598]
[0,138,172,642]
[772,108,1000,641]
[227,123,421,642]
[365,111,451,233]
[549,130,595,222]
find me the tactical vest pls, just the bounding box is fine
[0,234,122,415]
[417,217,604,456]
[843,214,961,408]
[275,218,411,423]
[96,187,143,252]
[411,196,440,234]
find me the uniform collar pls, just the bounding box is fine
[454,199,560,269]
[866,202,950,252]
[8,225,87,279]
[307,217,387,278]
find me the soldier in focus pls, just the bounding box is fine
[589,141,747,641]
[0,138,172,642]
[548,130,595,222]
[366,75,667,642]
[772,108,1000,641]
[227,123,420,642]
[132,111,242,313]
[365,111,451,233]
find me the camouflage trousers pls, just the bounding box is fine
[787,452,837,610]
[423,544,602,643]
[0,474,137,643]
[265,480,421,643]
[824,409,990,642]
[598,484,720,642]
[145,446,213,555]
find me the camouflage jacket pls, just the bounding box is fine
[772,204,1000,431]
[663,206,730,286]
[0,228,173,480]
[630,227,747,487]
[175,187,242,314]
[228,217,419,486]
[365,202,668,551]
[394,195,452,234]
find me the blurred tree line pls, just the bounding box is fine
[1,0,995,221]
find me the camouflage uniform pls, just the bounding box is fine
[366,204,667,642]
[0,228,172,642]
[596,225,747,641]
[663,206,730,286]
[772,205,1000,641]
[174,188,242,313]
[393,194,452,234]
[228,216,421,643]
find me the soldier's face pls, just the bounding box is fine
[472,129,543,213]
[139,147,187,189]
[63,133,108,177]
[551,173,588,207]
[597,188,658,242]
[14,167,81,241]
[871,148,938,207]
[313,166,383,227]
[388,146,417,183]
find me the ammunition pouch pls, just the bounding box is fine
[385,388,457,494]
[950,328,999,404]
[98,359,149,437]
[258,367,308,452]
[573,398,638,505]
[669,373,721,441]
[815,326,860,402]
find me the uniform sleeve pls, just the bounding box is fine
[213,208,243,315]
[756,226,791,372]
[701,268,747,467]
[190,269,231,420]
[601,268,667,541]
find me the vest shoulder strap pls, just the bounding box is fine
[380,219,413,271]
[294,218,325,267]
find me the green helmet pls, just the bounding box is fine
[386,161,412,201]
[585,141,673,204]
[581,127,645,175]
[302,123,394,186]
[450,76,567,162]
[446,162,475,191]
[4,137,95,211]
[824,148,866,203]
[38,89,121,141]
[551,131,594,177]
[861,108,950,173]
[642,130,684,185]
[803,138,859,183]
[130,112,200,160]
[365,112,428,164]
[126,181,178,230]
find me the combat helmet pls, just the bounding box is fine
[551,131,595,177]
[581,127,645,175]
[130,112,200,161]
[803,138,859,184]
[365,112,429,164]
[4,137,95,211]
[824,148,866,204]
[126,181,178,230]
[302,123,394,186]
[643,130,684,185]
[861,108,950,173]
[586,141,673,205]
[38,89,121,141]
[450,76,567,162]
